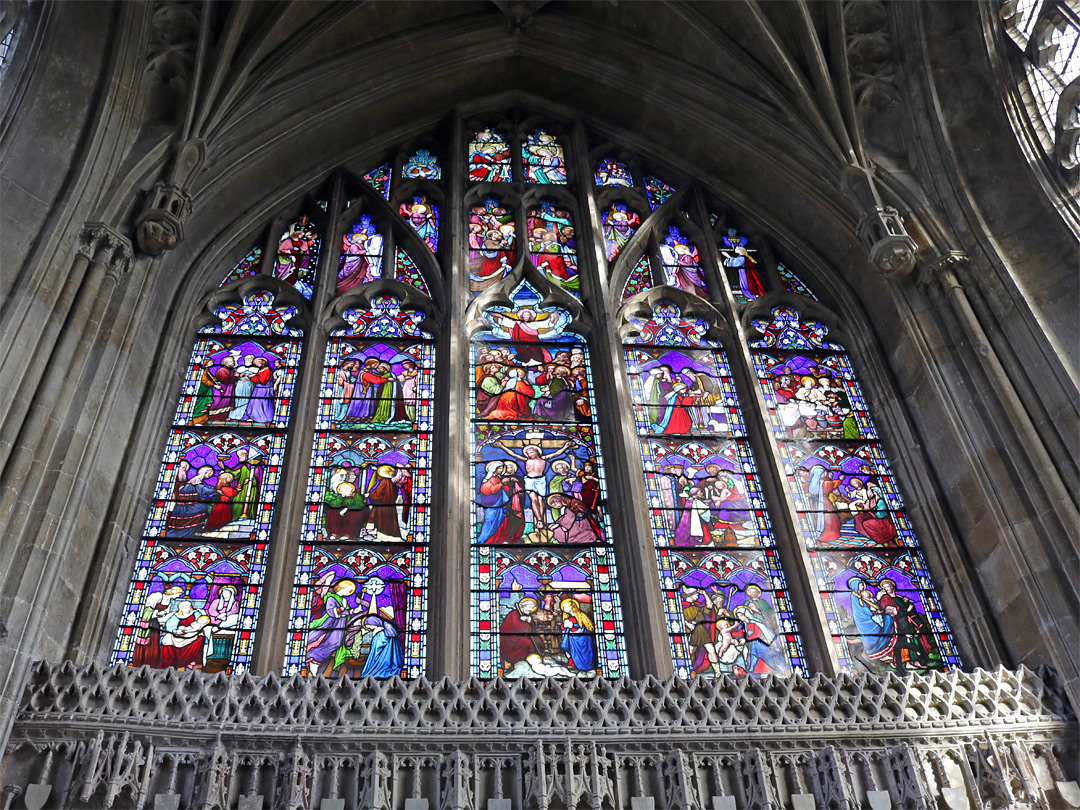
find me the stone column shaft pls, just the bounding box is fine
[0,223,132,755]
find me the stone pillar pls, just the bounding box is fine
[0,223,132,754]
[915,251,1080,707]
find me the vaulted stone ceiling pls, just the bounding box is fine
[139,0,919,298]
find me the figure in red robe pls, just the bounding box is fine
[500,598,540,667]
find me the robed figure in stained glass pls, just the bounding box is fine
[274,217,320,298]
[338,216,384,294]
[304,575,407,678]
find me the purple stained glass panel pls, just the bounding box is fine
[174,336,300,429]
[111,539,268,673]
[285,543,427,678]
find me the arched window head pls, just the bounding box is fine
[111,290,304,674]
[470,281,627,679]
[1000,0,1080,174]
[622,301,808,678]
[286,296,436,679]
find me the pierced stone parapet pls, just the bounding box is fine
[13,662,1073,736]
[4,663,1076,809]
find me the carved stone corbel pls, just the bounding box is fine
[77,223,134,278]
[135,140,204,256]
[914,250,969,303]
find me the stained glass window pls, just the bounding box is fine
[394,247,431,296]
[749,306,961,675]
[659,227,709,299]
[0,25,15,67]
[337,214,385,295]
[273,216,321,299]
[623,303,807,678]
[363,164,392,200]
[220,246,262,287]
[595,158,633,187]
[644,175,676,209]
[403,148,441,180]
[601,202,642,263]
[719,230,765,306]
[111,291,303,674]
[468,128,512,183]
[284,297,435,678]
[522,129,567,184]
[527,200,578,295]
[621,255,654,301]
[778,263,818,300]
[399,195,439,253]
[468,197,516,295]
[470,282,627,678]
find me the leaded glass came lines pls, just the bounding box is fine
[111,291,303,674]
[749,306,961,675]
[470,282,627,679]
[284,297,435,679]
[623,303,808,678]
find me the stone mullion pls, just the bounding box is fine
[690,190,837,677]
[251,175,346,674]
[428,107,468,678]
[571,120,672,678]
